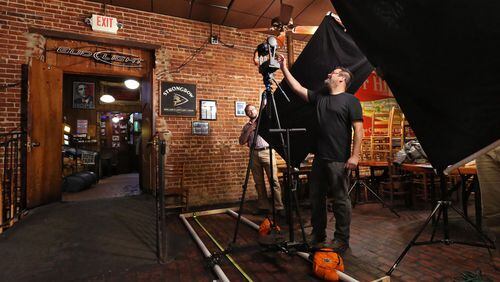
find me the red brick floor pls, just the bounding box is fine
[1,195,496,281]
[172,203,499,281]
[91,201,499,281]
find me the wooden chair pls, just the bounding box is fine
[370,110,391,161]
[380,161,412,207]
[389,107,405,158]
[165,163,188,212]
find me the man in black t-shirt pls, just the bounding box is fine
[278,55,364,252]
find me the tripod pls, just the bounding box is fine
[231,72,309,253]
[348,166,400,217]
[386,170,495,276]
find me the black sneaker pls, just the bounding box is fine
[275,209,285,217]
[252,209,269,215]
[326,239,349,254]
[307,232,326,248]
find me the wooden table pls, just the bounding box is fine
[352,160,399,216]
[449,166,481,228]
[401,163,436,206]
[401,163,482,227]
[277,164,312,203]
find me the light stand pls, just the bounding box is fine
[231,36,311,253]
[386,169,495,276]
[348,167,400,217]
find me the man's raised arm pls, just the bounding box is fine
[277,54,308,102]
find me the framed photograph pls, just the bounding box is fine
[192,121,209,135]
[73,82,95,109]
[200,100,217,120]
[235,101,246,117]
[112,135,120,141]
[112,142,120,148]
[100,122,106,128]
[100,128,106,136]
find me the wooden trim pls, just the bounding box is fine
[20,65,28,210]
[28,27,162,50]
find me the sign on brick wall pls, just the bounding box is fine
[86,14,121,34]
[160,82,196,116]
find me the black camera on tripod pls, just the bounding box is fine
[254,36,281,88]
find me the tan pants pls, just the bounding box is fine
[251,149,284,210]
[477,145,500,235]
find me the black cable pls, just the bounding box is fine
[167,40,209,74]
[0,82,21,90]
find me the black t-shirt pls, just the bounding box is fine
[307,89,363,162]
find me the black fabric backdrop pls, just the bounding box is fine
[332,0,500,170]
[259,14,373,167]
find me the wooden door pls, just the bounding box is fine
[140,71,154,191]
[27,60,63,208]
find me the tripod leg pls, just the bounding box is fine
[348,180,357,195]
[291,178,307,243]
[387,202,443,276]
[360,181,400,217]
[232,91,267,244]
[449,204,495,247]
[349,181,358,207]
[430,206,443,242]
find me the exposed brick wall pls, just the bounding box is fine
[0,0,307,206]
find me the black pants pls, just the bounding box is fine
[309,158,351,244]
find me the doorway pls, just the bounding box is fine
[26,39,154,208]
[60,74,146,202]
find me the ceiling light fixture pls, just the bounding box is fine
[100,94,115,103]
[124,79,140,90]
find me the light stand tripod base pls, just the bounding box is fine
[349,179,400,217]
[386,176,496,276]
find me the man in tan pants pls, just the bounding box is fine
[239,104,284,215]
[477,145,500,236]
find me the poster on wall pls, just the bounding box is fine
[160,81,196,116]
[76,119,88,134]
[355,72,398,136]
[73,82,95,109]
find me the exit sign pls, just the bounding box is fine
[88,14,120,34]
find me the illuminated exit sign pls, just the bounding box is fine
[87,14,121,34]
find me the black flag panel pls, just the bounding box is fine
[332,0,500,170]
[259,13,373,167]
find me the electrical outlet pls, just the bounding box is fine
[210,35,219,45]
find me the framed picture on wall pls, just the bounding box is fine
[112,135,120,141]
[235,101,246,117]
[73,82,95,109]
[112,142,120,148]
[200,100,217,120]
[192,121,209,135]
